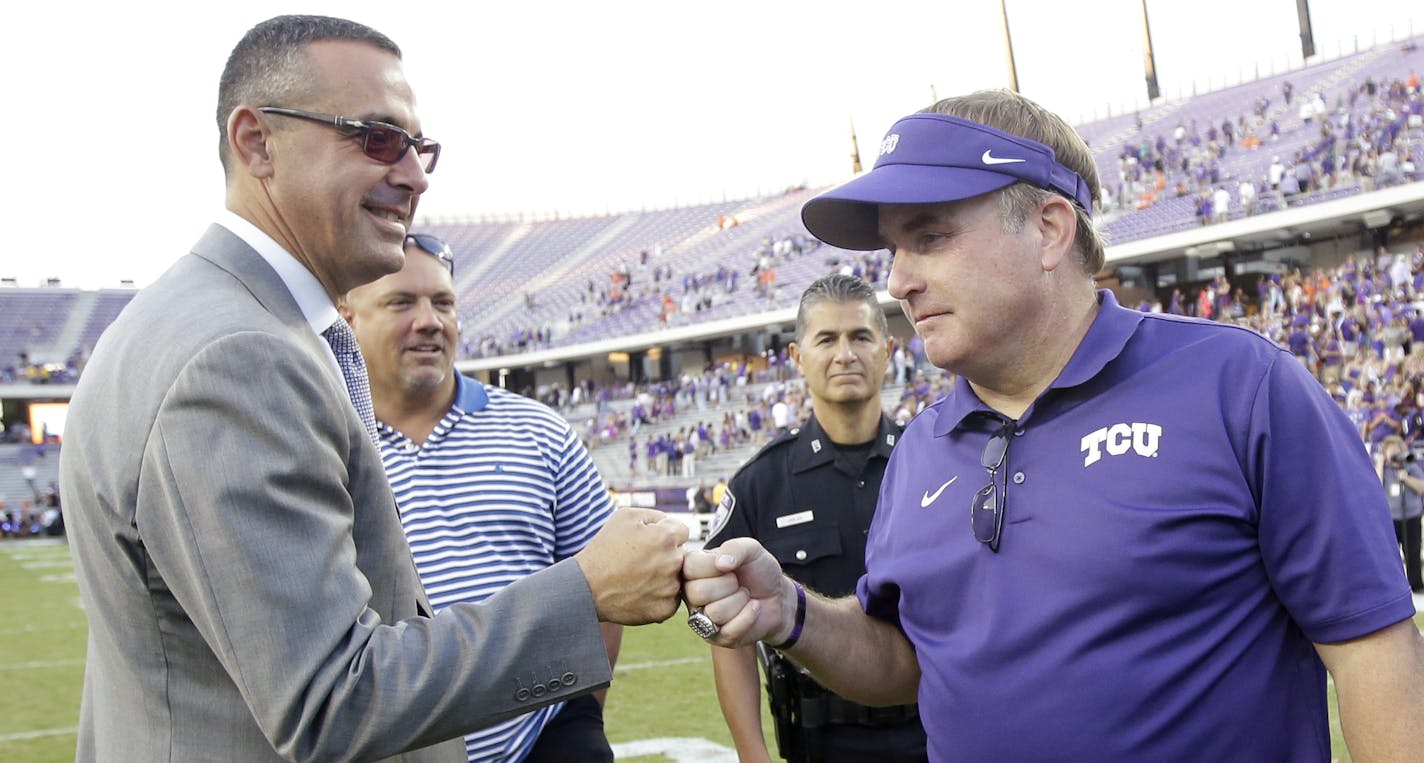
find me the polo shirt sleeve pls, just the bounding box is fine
[550,422,616,560]
[1251,351,1415,643]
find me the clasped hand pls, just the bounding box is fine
[573,511,797,646]
[681,538,797,648]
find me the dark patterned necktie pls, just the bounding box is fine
[321,319,380,449]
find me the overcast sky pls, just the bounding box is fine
[8,0,1424,289]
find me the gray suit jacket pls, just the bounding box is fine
[60,225,613,762]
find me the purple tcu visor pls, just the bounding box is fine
[801,112,1094,251]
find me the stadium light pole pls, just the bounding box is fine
[1000,0,1019,92]
[1296,0,1316,59]
[849,117,863,175]
[1140,0,1161,101]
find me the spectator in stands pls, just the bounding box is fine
[891,338,909,384]
[1238,178,1257,215]
[58,15,686,761]
[343,234,623,762]
[18,460,38,501]
[690,479,714,515]
[1280,165,1302,205]
[39,486,63,538]
[1167,287,1185,315]
[1378,148,1406,188]
[684,89,1424,760]
[1212,185,1231,224]
[1268,155,1286,192]
[681,427,698,478]
[711,475,729,507]
[1378,435,1424,592]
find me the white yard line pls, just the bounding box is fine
[614,655,710,672]
[0,622,82,637]
[0,726,77,742]
[0,658,84,671]
[611,737,735,762]
[18,558,77,569]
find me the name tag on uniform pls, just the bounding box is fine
[776,510,814,528]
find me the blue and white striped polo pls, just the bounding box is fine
[379,374,615,763]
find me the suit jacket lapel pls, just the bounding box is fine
[189,223,335,374]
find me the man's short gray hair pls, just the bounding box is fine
[216,15,401,177]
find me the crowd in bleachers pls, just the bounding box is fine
[555,356,801,459]
[1106,53,1423,228]
[554,237,1424,486]
[0,487,63,539]
[462,231,833,359]
[0,439,63,539]
[445,36,1424,359]
[2,352,83,385]
[1144,241,1424,453]
[524,334,955,483]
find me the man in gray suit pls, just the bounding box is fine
[59,15,688,762]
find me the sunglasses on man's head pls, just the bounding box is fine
[406,233,455,274]
[258,107,440,173]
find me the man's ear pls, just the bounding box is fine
[228,106,275,179]
[337,299,355,324]
[1037,194,1078,273]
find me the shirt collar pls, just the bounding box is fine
[216,210,339,335]
[789,412,900,474]
[377,374,489,445]
[932,289,1142,437]
[451,373,490,414]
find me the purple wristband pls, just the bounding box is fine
[767,581,806,651]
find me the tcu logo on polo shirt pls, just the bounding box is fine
[1080,422,1163,466]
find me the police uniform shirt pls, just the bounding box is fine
[705,413,899,598]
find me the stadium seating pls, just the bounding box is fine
[1,32,1421,496]
[4,33,1420,370]
[420,33,1424,357]
[0,443,59,509]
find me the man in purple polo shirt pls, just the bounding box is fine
[683,89,1423,760]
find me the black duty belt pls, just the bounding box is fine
[793,671,919,728]
[821,694,919,727]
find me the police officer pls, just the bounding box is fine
[705,274,927,763]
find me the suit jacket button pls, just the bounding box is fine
[532,684,547,698]
[562,672,577,686]
[516,688,531,702]
[795,550,807,561]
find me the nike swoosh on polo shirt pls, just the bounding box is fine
[921,476,958,508]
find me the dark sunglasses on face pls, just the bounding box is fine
[406,233,455,274]
[257,107,441,173]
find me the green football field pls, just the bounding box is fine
[3,537,1420,761]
